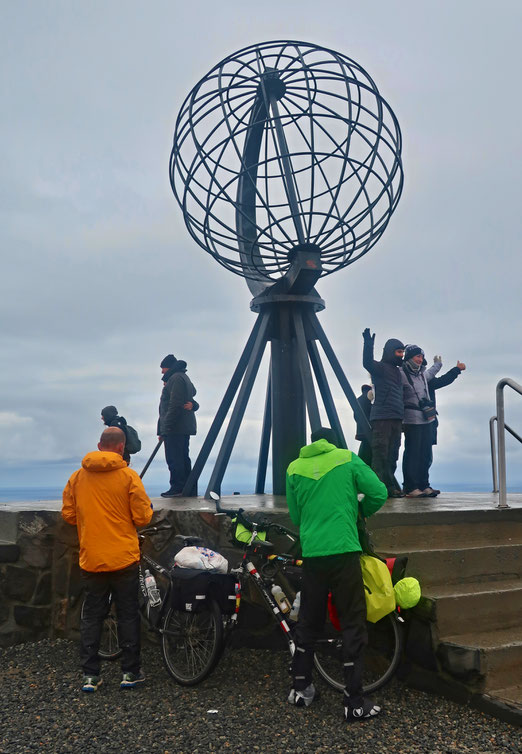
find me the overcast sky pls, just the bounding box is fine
[1,0,521,497]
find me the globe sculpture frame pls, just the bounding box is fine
[169,40,403,496]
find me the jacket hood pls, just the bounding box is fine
[81,451,128,472]
[299,439,337,458]
[382,338,405,366]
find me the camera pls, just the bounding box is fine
[419,397,437,421]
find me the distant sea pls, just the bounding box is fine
[0,481,513,503]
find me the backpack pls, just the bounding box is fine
[124,424,141,454]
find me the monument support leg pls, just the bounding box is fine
[306,309,372,439]
[205,310,271,497]
[292,307,321,433]
[182,313,265,496]
[307,339,347,449]
[271,303,306,496]
[255,370,272,495]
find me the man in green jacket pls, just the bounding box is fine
[286,427,388,722]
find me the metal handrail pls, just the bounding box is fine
[493,378,522,508]
[489,416,522,492]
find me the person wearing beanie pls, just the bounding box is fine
[362,328,405,498]
[101,406,132,464]
[427,358,467,489]
[285,427,387,721]
[401,345,442,498]
[157,355,198,497]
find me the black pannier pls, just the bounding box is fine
[170,567,237,614]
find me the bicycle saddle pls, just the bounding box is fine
[174,534,205,547]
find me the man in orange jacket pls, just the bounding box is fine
[62,427,153,692]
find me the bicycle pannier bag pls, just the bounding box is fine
[170,568,237,614]
[360,555,396,623]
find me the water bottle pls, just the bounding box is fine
[271,584,291,614]
[289,591,301,621]
[144,569,161,607]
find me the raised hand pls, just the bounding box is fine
[457,361,466,371]
[362,328,375,343]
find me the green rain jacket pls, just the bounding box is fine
[286,439,388,558]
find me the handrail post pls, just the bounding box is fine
[496,379,510,509]
[489,417,498,493]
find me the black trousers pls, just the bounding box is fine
[370,419,402,494]
[164,434,191,493]
[80,563,141,676]
[357,438,372,466]
[402,423,433,493]
[291,552,368,708]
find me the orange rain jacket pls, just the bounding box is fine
[62,451,153,572]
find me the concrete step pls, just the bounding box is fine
[439,627,522,691]
[370,520,522,551]
[420,579,522,634]
[485,685,522,709]
[380,543,522,586]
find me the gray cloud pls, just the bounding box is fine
[1,1,521,496]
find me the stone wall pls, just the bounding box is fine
[0,510,59,647]
[0,506,290,648]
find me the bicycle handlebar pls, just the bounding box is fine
[138,524,173,538]
[209,491,297,540]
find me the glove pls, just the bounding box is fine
[362,328,375,344]
[433,355,442,364]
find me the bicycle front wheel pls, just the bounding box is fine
[161,600,224,685]
[314,612,403,694]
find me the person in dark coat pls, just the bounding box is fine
[427,359,466,490]
[101,406,132,464]
[354,385,373,466]
[362,329,405,498]
[157,355,198,497]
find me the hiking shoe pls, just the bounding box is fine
[120,670,146,688]
[423,487,440,497]
[405,489,425,498]
[388,489,404,498]
[344,699,381,722]
[160,490,179,498]
[288,683,319,707]
[82,675,103,693]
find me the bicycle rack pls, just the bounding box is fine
[489,377,522,509]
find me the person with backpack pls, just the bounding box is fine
[286,427,388,722]
[101,406,141,465]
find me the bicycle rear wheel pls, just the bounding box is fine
[161,600,224,685]
[314,612,403,694]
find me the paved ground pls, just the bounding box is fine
[0,639,520,753]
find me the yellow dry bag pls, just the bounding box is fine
[360,554,396,623]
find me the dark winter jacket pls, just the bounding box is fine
[158,361,197,436]
[428,366,462,444]
[104,415,131,464]
[354,387,372,441]
[363,338,405,421]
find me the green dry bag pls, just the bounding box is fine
[360,554,396,623]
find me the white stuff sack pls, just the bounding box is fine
[174,546,228,574]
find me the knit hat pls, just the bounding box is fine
[404,344,424,361]
[101,405,118,423]
[160,354,177,368]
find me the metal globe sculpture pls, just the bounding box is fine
[170,40,403,294]
[169,41,404,497]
